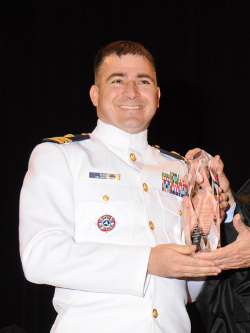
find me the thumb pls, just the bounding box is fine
[185,148,201,160]
[233,214,245,233]
[170,243,197,255]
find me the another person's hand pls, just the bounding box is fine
[193,214,250,270]
[185,148,235,214]
[147,243,221,278]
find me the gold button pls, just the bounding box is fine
[143,183,148,191]
[103,195,109,201]
[149,221,154,230]
[130,153,136,161]
[178,210,182,216]
[152,309,158,318]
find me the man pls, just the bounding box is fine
[186,149,250,332]
[19,41,221,333]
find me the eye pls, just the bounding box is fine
[112,79,123,84]
[140,80,150,85]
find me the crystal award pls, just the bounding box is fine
[184,150,221,252]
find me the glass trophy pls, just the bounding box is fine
[184,150,221,252]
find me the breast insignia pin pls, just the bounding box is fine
[97,215,116,232]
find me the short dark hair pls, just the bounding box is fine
[94,40,156,84]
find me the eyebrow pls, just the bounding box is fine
[106,73,126,82]
[106,72,156,83]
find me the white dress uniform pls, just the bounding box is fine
[20,120,194,333]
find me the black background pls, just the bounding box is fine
[1,1,249,332]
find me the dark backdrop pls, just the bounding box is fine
[1,1,249,332]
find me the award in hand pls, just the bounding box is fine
[184,150,221,252]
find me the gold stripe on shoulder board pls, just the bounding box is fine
[171,151,187,163]
[43,136,73,143]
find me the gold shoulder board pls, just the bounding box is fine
[152,145,187,163]
[43,133,90,144]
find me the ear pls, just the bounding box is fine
[89,85,99,107]
[156,87,161,108]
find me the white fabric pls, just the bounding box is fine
[20,120,194,333]
[224,202,236,223]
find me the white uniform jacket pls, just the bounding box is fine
[20,120,192,333]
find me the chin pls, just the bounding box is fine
[119,122,147,134]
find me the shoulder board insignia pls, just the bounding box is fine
[43,133,90,144]
[152,145,187,163]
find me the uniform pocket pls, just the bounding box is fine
[74,181,134,244]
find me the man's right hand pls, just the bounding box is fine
[147,243,221,278]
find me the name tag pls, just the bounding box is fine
[89,172,120,180]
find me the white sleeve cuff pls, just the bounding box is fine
[187,278,206,302]
[224,202,236,223]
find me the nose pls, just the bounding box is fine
[122,81,140,99]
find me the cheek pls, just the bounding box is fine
[146,93,160,109]
[142,88,159,101]
[100,90,117,105]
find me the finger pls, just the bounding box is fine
[169,268,221,278]
[193,246,231,261]
[171,256,221,277]
[220,200,229,211]
[218,190,229,213]
[211,155,222,173]
[220,210,226,221]
[188,257,218,268]
[216,253,250,270]
[181,263,221,277]
[185,148,201,160]
[217,260,246,270]
[217,263,236,270]
[169,243,197,256]
[219,192,229,203]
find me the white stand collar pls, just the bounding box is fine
[92,119,149,153]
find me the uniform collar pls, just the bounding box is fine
[92,119,149,153]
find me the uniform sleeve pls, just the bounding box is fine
[19,143,151,297]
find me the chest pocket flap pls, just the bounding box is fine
[75,181,134,244]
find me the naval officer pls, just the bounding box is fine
[19,40,222,333]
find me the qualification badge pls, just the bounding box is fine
[98,215,116,232]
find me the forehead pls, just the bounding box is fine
[99,54,156,80]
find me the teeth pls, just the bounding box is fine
[119,105,141,109]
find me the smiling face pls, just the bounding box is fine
[90,54,161,134]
